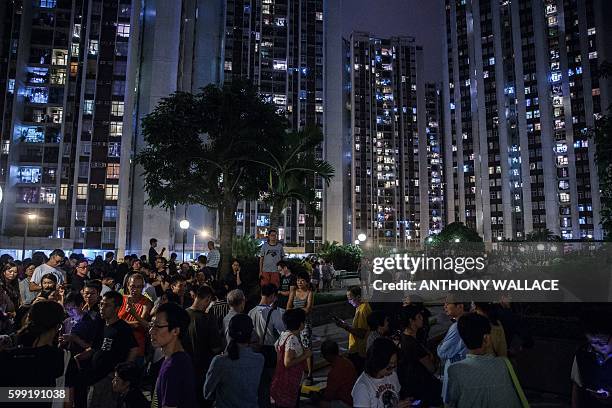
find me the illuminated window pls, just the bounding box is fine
[224,61,232,71]
[102,227,116,243]
[104,206,118,220]
[111,101,124,117]
[589,51,597,60]
[73,24,81,38]
[60,184,68,200]
[273,60,287,70]
[105,184,119,200]
[77,183,88,199]
[84,100,94,115]
[108,142,121,157]
[70,62,78,77]
[559,192,570,203]
[587,27,596,36]
[50,68,66,85]
[117,23,130,37]
[39,0,56,8]
[89,39,99,55]
[316,12,323,20]
[106,163,120,179]
[109,121,123,137]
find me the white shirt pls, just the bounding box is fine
[30,263,64,285]
[352,371,401,408]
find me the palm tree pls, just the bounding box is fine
[525,228,562,242]
[252,126,335,229]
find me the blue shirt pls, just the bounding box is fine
[437,322,467,402]
[447,354,522,408]
[203,346,264,408]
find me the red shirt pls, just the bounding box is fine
[324,356,357,406]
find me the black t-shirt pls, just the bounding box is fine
[184,308,222,376]
[0,345,65,386]
[277,273,297,309]
[398,334,442,404]
[117,387,149,408]
[69,272,87,293]
[90,319,137,383]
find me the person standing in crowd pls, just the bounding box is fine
[148,238,165,268]
[366,310,390,351]
[446,313,523,408]
[100,274,115,296]
[259,229,285,288]
[276,260,296,310]
[19,262,37,305]
[224,258,243,291]
[397,304,442,406]
[112,362,148,408]
[437,298,469,404]
[59,292,85,351]
[184,285,223,408]
[336,286,371,373]
[208,281,230,329]
[351,337,411,407]
[249,284,286,408]
[72,291,139,408]
[149,302,197,408]
[321,259,334,292]
[270,308,312,408]
[168,252,178,275]
[169,275,191,308]
[29,249,65,293]
[310,261,321,292]
[206,241,221,280]
[67,282,104,355]
[474,302,508,357]
[317,339,357,407]
[118,274,152,363]
[223,289,246,344]
[70,258,90,293]
[571,314,612,408]
[204,314,264,407]
[1,262,20,312]
[287,270,315,384]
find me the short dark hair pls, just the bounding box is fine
[347,286,361,298]
[207,241,215,247]
[64,292,84,307]
[277,260,288,269]
[156,302,190,342]
[114,362,140,387]
[320,340,339,358]
[150,238,157,245]
[211,280,228,300]
[105,252,114,259]
[365,337,398,377]
[41,273,58,284]
[84,281,101,293]
[400,304,422,329]
[194,285,214,300]
[103,291,124,308]
[170,252,178,259]
[169,275,186,286]
[162,289,181,304]
[367,310,387,331]
[261,283,278,297]
[268,229,278,234]
[283,308,306,331]
[49,249,65,258]
[457,312,491,350]
[296,271,310,282]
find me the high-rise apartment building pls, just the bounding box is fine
[0,0,136,255]
[443,0,610,241]
[349,32,440,247]
[425,82,445,236]
[223,0,326,252]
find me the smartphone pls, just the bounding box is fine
[411,400,422,407]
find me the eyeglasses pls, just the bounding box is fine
[149,323,169,330]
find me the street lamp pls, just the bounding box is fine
[454,238,460,243]
[354,240,360,245]
[179,219,190,262]
[22,213,37,260]
[357,233,367,242]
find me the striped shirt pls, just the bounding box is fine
[208,300,230,330]
[206,249,220,268]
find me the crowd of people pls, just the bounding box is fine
[0,229,609,407]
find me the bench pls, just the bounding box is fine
[334,270,360,288]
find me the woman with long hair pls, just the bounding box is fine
[1,261,20,312]
[19,262,37,305]
[204,314,264,407]
[287,270,315,383]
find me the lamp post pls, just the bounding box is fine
[22,213,37,260]
[179,219,190,262]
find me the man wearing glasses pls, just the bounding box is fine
[70,258,90,293]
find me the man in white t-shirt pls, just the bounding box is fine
[29,249,66,293]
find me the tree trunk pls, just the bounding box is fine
[269,201,283,231]
[219,196,238,281]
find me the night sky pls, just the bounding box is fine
[342,0,444,82]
